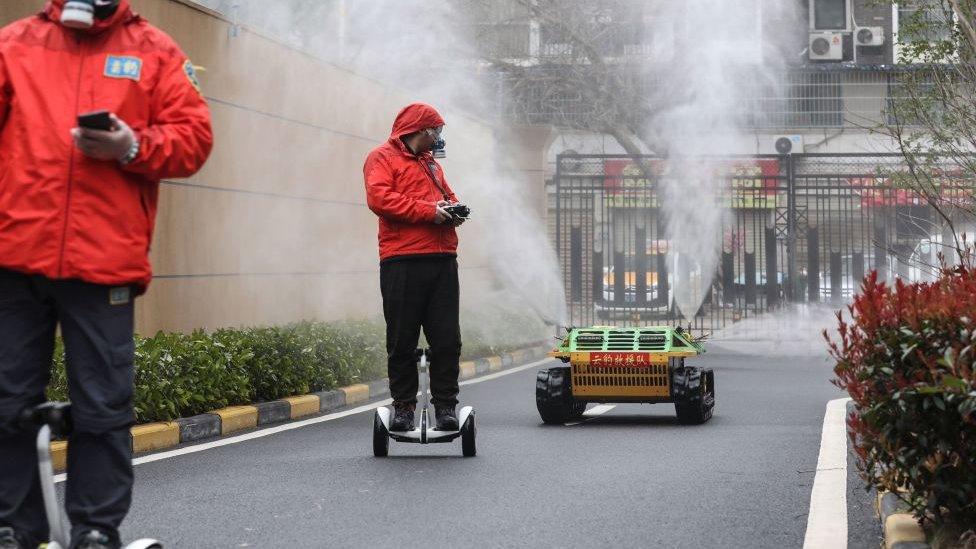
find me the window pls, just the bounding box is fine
[790,71,844,127]
[540,25,574,58]
[898,1,952,43]
[886,72,946,126]
[813,0,848,30]
[475,23,532,59]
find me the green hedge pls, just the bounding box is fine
[47,316,545,424]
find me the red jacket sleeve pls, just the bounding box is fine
[364,153,437,224]
[123,49,213,179]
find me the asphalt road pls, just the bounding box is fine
[105,346,877,548]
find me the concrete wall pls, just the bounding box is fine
[1,0,551,334]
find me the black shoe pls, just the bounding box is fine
[390,403,415,432]
[0,528,24,549]
[435,405,459,431]
[71,529,119,549]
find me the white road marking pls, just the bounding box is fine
[583,404,616,417]
[565,404,616,426]
[460,358,553,386]
[54,357,555,483]
[802,397,852,549]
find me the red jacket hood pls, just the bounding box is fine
[389,103,445,140]
[366,103,459,260]
[44,0,135,33]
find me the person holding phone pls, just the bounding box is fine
[0,1,213,548]
[363,103,467,435]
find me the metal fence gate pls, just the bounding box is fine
[553,153,973,331]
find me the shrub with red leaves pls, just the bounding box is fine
[827,267,976,527]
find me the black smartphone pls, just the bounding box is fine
[77,110,113,131]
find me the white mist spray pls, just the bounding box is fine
[200,0,567,338]
[644,0,797,320]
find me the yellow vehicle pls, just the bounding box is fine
[537,326,715,424]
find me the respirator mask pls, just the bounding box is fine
[426,127,446,159]
[61,0,120,29]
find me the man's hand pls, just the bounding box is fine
[434,204,453,225]
[434,200,466,226]
[71,113,136,162]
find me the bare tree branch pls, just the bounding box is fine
[948,0,976,53]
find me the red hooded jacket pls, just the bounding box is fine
[364,103,459,261]
[0,0,213,290]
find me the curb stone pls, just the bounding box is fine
[313,389,345,412]
[212,406,258,435]
[283,395,319,419]
[474,358,491,375]
[176,413,221,443]
[877,492,929,549]
[255,401,290,425]
[367,379,390,400]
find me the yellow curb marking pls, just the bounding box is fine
[213,406,258,434]
[131,422,180,454]
[284,395,320,419]
[341,384,370,405]
[460,361,476,379]
[885,514,926,547]
[487,356,503,371]
[51,440,68,471]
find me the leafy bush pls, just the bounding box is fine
[827,268,976,528]
[215,326,316,402]
[134,330,253,422]
[48,330,253,423]
[45,316,540,424]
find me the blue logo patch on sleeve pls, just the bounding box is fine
[104,56,142,81]
[183,60,202,94]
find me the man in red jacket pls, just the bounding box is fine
[364,103,465,433]
[0,1,213,547]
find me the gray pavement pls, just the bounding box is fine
[110,347,873,548]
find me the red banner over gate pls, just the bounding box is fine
[602,158,781,209]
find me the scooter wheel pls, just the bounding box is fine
[373,410,389,457]
[461,413,476,457]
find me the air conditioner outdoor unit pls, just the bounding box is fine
[622,43,653,57]
[855,26,884,47]
[809,31,843,61]
[543,43,573,56]
[773,135,805,155]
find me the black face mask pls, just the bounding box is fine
[61,0,120,29]
[94,0,121,19]
[432,137,446,159]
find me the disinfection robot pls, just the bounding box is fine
[538,326,715,424]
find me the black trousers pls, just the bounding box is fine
[0,269,135,546]
[380,256,461,407]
